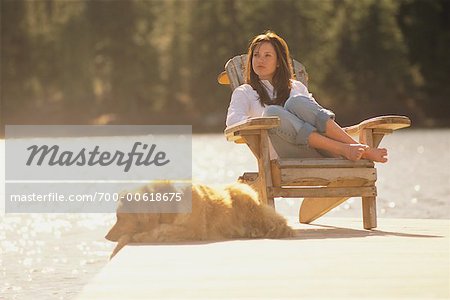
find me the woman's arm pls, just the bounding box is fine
[226,86,252,127]
[291,79,313,99]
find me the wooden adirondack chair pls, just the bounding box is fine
[219,54,411,229]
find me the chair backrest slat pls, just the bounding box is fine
[224,54,308,91]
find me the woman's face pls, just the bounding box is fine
[252,42,278,83]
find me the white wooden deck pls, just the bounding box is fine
[77,218,450,299]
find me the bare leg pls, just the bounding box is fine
[323,119,388,163]
[308,132,367,161]
[324,119,358,144]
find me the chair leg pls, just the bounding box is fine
[362,196,377,229]
[299,197,349,224]
[299,180,351,224]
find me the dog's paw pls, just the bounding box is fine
[110,234,133,259]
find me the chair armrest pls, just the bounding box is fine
[344,115,411,136]
[224,117,280,143]
[225,115,410,143]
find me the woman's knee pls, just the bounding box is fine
[284,95,335,133]
[284,95,312,111]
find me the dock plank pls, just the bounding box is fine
[77,218,450,299]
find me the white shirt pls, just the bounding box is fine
[226,79,312,126]
[225,79,312,159]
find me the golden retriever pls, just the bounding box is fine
[106,182,293,258]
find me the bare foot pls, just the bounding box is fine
[362,147,388,163]
[342,144,369,161]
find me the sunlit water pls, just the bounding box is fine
[1,130,449,299]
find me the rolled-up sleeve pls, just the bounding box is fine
[225,87,251,127]
[291,80,313,99]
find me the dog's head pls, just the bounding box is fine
[105,193,157,241]
[105,212,141,242]
[106,181,179,241]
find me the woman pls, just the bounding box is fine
[226,31,387,162]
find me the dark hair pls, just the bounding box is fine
[245,31,294,106]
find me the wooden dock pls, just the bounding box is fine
[77,218,450,299]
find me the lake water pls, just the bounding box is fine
[1,130,449,299]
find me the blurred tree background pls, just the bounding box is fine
[1,0,449,136]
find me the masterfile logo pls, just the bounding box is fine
[25,142,170,172]
[6,125,191,181]
[4,125,192,213]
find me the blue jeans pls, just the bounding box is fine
[263,95,335,158]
